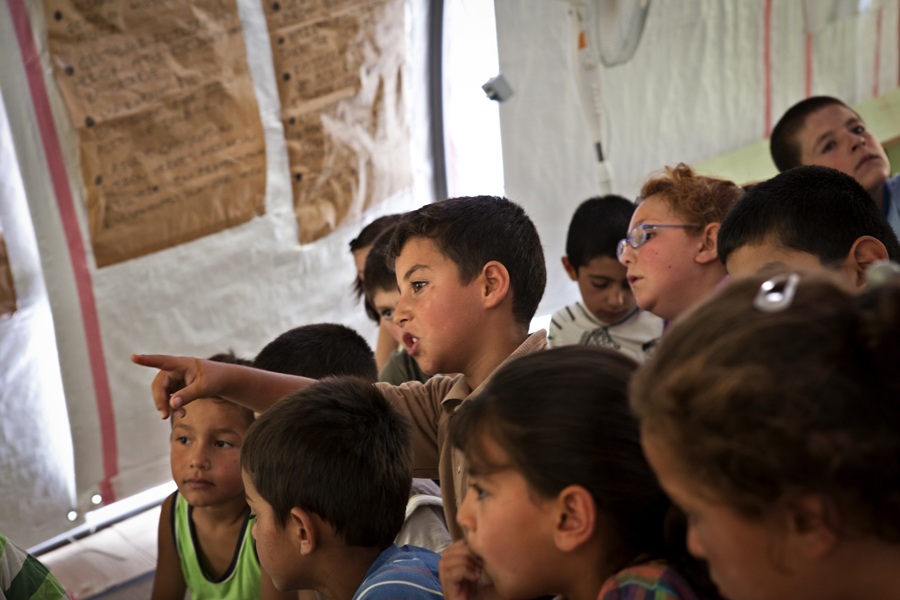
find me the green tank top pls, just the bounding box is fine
[172,491,261,600]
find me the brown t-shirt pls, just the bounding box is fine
[375,330,548,540]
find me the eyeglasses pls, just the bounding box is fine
[616,224,702,262]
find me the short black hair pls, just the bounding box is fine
[565,195,635,270]
[253,324,378,381]
[241,377,411,548]
[770,96,855,172]
[389,196,546,325]
[363,226,399,301]
[718,165,900,266]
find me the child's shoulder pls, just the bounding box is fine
[598,560,702,600]
[354,545,442,600]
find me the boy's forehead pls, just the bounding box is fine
[799,104,859,143]
[173,397,251,431]
[396,237,445,274]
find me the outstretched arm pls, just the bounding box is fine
[131,354,315,419]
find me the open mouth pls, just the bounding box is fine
[402,332,421,356]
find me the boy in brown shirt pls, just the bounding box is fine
[134,195,548,540]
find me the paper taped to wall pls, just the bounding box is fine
[0,216,16,318]
[264,0,412,243]
[45,0,267,267]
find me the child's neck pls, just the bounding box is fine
[871,183,886,212]
[192,493,249,526]
[663,263,728,322]
[557,538,630,600]
[315,545,387,600]
[463,323,530,391]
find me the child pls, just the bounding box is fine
[151,352,292,600]
[362,226,429,385]
[350,214,403,370]
[253,323,378,381]
[550,195,662,361]
[717,165,900,287]
[241,377,443,600]
[632,276,900,600]
[134,195,549,542]
[253,322,450,553]
[439,346,710,600]
[770,95,900,239]
[617,164,742,322]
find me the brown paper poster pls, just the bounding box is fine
[0,217,17,318]
[45,0,267,267]
[265,0,412,243]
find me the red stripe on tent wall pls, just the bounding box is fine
[805,34,813,98]
[764,0,773,137]
[9,0,119,504]
[875,7,883,97]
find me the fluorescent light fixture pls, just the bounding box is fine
[84,481,177,526]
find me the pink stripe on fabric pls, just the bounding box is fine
[805,34,813,98]
[9,0,119,504]
[875,7,883,97]
[763,0,773,137]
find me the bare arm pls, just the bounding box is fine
[151,493,188,600]
[131,354,315,419]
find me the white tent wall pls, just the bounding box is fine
[0,0,435,547]
[495,0,900,318]
[0,78,76,548]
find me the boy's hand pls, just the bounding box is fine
[131,354,207,419]
[439,540,485,600]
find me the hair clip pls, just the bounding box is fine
[753,273,800,313]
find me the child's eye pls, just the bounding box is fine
[852,125,865,134]
[822,140,835,152]
[470,483,488,500]
[381,308,395,320]
[175,436,189,445]
[591,282,610,291]
[215,440,234,448]
[412,281,427,292]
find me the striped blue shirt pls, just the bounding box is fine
[353,545,443,600]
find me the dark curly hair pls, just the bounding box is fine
[632,276,900,542]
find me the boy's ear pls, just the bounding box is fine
[845,236,890,290]
[777,492,840,560]
[290,507,318,556]
[480,261,511,309]
[553,485,596,553]
[694,223,721,265]
[561,256,578,281]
